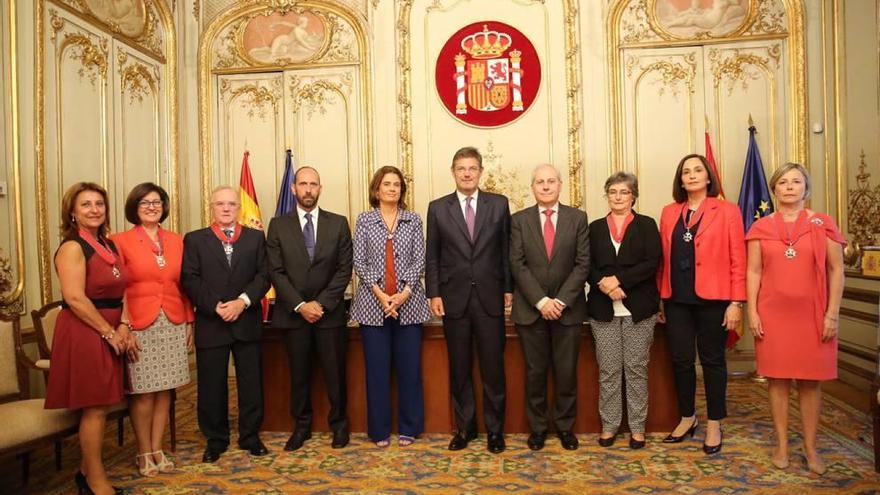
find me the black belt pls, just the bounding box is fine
[61,298,123,310]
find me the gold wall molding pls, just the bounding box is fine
[49,0,166,62]
[626,54,697,98]
[644,0,759,42]
[607,0,807,174]
[848,151,879,246]
[1,0,25,311]
[199,0,373,222]
[220,80,282,120]
[288,75,351,118]
[118,50,160,103]
[0,249,24,319]
[36,0,179,303]
[396,0,583,208]
[480,140,530,211]
[709,47,778,95]
[61,32,109,85]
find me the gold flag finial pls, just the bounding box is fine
[705,115,709,129]
[748,114,754,127]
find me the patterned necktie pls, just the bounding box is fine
[222,229,233,265]
[465,196,475,241]
[543,209,555,259]
[303,212,315,260]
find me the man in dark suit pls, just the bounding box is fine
[182,185,271,463]
[425,146,512,454]
[509,164,589,451]
[266,166,353,451]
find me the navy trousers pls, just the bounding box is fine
[361,319,425,441]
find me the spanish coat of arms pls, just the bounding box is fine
[436,21,541,128]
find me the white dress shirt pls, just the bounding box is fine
[534,203,566,311]
[456,189,479,218]
[297,205,320,234]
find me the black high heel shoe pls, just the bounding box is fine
[75,471,124,494]
[662,418,698,443]
[703,430,723,455]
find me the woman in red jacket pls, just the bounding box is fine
[113,183,193,476]
[657,154,746,455]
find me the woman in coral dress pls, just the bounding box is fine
[746,163,845,475]
[46,182,131,495]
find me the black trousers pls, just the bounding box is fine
[283,325,349,434]
[443,290,507,434]
[664,300,728,420]
[516,319,581,433]
[196,340,264,450]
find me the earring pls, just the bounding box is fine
[71,216,76,223]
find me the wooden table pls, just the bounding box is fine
[261,321,679,433]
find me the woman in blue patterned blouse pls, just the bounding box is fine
[350,166,432,448]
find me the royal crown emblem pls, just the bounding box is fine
[436,21,541,128]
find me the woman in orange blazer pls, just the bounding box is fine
[113,183,193,477]
[657,154,745,455]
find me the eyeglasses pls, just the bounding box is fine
[138,199,164,208]
[606,189,633,197]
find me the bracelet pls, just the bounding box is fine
[101,330,116,341]
[824,314,838,321]
[118,321,133,330]
[730,302,744,308]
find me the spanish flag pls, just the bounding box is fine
[238,151,263,230]
[237,150,274,318]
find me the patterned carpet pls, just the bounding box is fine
[4,377,880,494]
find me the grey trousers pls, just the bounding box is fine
[590,315,656,433]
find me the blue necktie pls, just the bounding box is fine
[303,212,315,261]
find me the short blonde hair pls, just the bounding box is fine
[768,162,811,200]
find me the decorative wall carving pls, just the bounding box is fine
[709,48,778,95]
[61,32,110,85]
[118,50,159,103]
[627,54,696,98]
[0,249,24,320]
[619,0,789,45]
[288,74,352,118]
[54,0,165,61]
[848,151,880,246]
[220,79,282,120]
[480,140,530,211]
[212,7,357,70]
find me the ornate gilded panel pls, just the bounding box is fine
[398,0,583,211]
[36,0,177,302]
[705,43,784,192]
[212,5,358,71]
[283,69,361,221]
[622,48,704,216]
[53,0,166,60]
[112,47,164,229]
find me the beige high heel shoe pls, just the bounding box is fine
[152,450,175,473]
[136,452,159,477]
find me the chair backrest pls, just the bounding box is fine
[31,301,62,359]
[0,319,22,402]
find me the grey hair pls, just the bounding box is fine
[211,185,237,198]
[530,163,562,184]
[603,171,639,204]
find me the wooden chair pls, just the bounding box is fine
[30,301,129,448]
[31,301,178,451]
[0,316,79,483]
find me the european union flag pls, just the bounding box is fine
[274,149,296,217]
[737,126,774,233]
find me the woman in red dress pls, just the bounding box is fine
[45,182,131,495]
[746,163,845,475]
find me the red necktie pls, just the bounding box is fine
[543,209,555,258]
